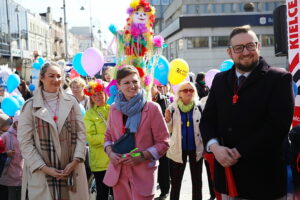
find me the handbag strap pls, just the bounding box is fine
[96,110,107,126]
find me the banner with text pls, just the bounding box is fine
[287,0,300,127]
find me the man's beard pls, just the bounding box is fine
[235,58,259,72]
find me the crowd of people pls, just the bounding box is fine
[0,25,299,200]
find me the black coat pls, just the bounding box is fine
[200,57,294,199]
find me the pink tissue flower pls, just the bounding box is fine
[144,74,152,86]
[153,35,164,48]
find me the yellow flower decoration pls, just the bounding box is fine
[150,6,156,15]
[130,0,140,9]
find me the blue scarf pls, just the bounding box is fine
[115,89,146,133]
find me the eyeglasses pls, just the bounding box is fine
[229,42,258,53]
[180,89,194,94]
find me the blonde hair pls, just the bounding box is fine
[175,81,200,105]
[70,77,86,88]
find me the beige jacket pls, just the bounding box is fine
[166,101,204,163]
[17,87,88,200]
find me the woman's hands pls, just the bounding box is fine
[41,166,67,180]
[41,160,80,180]
[106,146,122,165]
[121,156,145,167]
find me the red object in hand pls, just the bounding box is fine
[0,137,5,154]
[203,153,222,200]
[225,167,238,197]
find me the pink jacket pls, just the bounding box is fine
[0,127,23,186]
[103,101,169,196]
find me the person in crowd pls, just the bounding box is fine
[83,80,112,200]
[103,66,169,200]
[0,86,9,108]
[63,77,72,95]
[0,112,14,199]
[165,81,204,200]
[200,25,294,199]
[70,77,89,110]
[102,66,114,83]
[151,83,171,200]
[0,111,23,200]
[17,80,32,101]
[195,72,209,100]
[18,62,89,200]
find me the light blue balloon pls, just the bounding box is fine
[73,52,88,76]
[293,81,298,97]
[37,57,45,66]
[220,59,234,72]
[79,104,85,116]
[32,62,42,70]
[154,56,170,86]
[12,95,25,107]
[6,74,20,93]
[1,97,20,117]
[29,84,35,92]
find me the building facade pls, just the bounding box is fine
[159,0,287,73]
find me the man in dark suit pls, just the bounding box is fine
[200,25,294,199]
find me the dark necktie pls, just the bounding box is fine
[238,75,246,86]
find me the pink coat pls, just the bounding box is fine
[103,101,169,196]
[0,127,23,186]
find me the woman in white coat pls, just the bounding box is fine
[18,62,88,200]
[165,81,204,200]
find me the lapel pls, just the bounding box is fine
[239,58,269,92]
[57,91,73,134]
[112,105,124,138]
[226,57,269,93]
[32,88,61,160]
[138,102,149,133]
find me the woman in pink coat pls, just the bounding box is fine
[104,66,169,200]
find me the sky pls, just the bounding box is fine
[14,0,132,46]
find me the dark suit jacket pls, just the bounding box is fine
[200,57,294,199]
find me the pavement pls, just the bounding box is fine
[154,161,212,200]
[90,161,212,200]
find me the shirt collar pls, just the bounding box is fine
[235,70,251,78]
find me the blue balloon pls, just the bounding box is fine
[79,104,85,116]
[154,56,170,85]
[73,53,88,76]
[12,95,25,107]
[293,81,298,97]
[32,62,42,70]
[220,59,234,72]
[29,84,35,92]
[1,97,20,117]
[37,57,45,66]
[6,74,20,93]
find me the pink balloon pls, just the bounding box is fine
[205,69,220,88]
[171,84,180,93]
[81,47,104,76]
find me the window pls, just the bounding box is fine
[262,2,276,11]
[178,39,184,50]
[187,37,209,48]
[151,0,160,5]
[261,34,274,46]
[223,4,233,13]
[161,0,170,5]
[212,36,229,47]
[186,4,209,14]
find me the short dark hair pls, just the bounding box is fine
[228,25,252,45]
[116,65,139,84]
[196,72,205,83]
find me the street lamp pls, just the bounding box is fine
[15,5,22,59]
[5,0,13,69]
[80,1,93,47]
[62,0,69,61]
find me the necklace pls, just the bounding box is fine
[43,94,59,122]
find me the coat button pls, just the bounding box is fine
[228,128,232,132]
[196,120,199,122]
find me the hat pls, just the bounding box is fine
[0,113,12,128]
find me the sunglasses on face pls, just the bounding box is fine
[180,89,194,94]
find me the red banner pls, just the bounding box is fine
[287,0,300,127]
